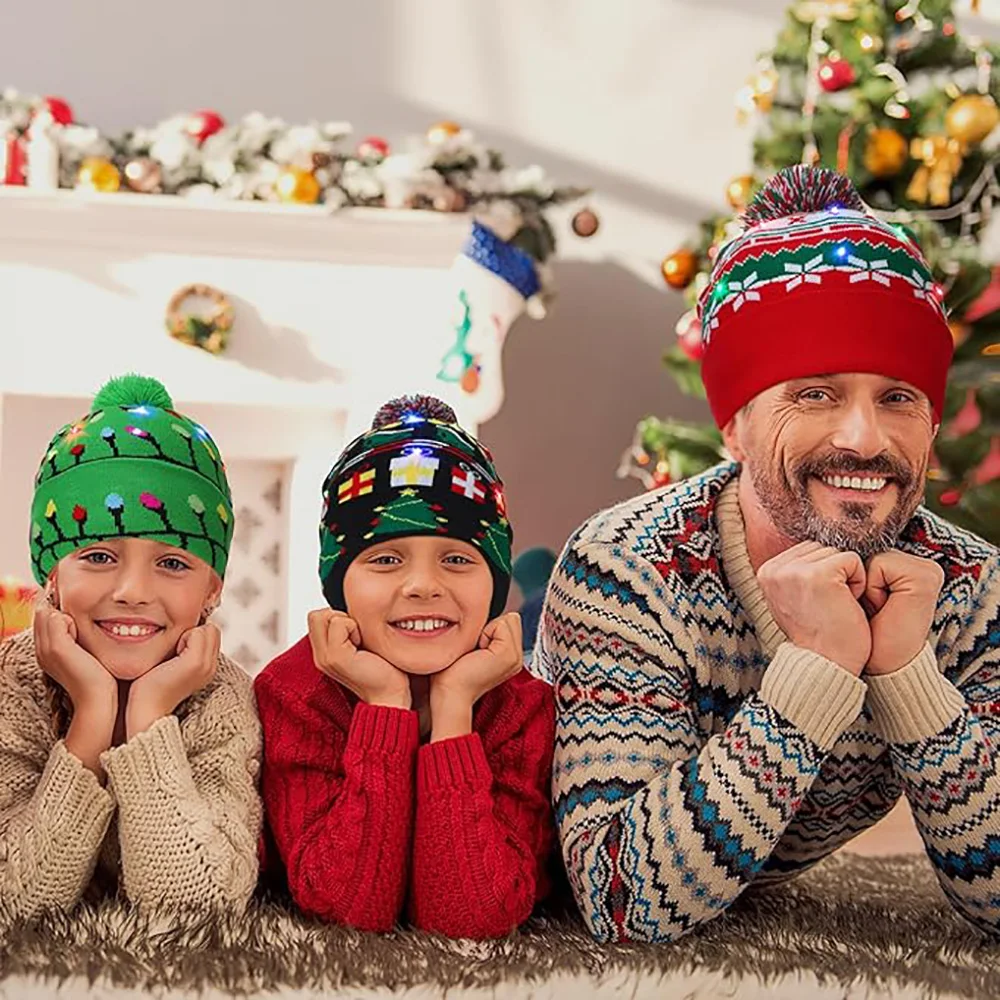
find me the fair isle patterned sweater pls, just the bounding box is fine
[534,462,1000,943]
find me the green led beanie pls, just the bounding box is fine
[29,374,234,584]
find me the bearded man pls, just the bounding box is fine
[536,166,1000,942]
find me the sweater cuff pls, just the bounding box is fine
[865,644,964,745]
[102,714,191,798]
[43,740,115,839]
[348,702,419,755]
[418,734,492,793]
[761,643,867,751]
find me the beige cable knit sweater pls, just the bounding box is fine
[0,630,262,919]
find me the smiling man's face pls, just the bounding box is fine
[725,372,936,559]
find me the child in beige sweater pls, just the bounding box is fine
[0,374,261,920]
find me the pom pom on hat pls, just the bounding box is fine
[371,394,458,430]
[743,165,865,226]
[92,373,174,411]
[698,165,953,429]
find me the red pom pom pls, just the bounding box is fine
[744,166,865,226]
[371,395,458,430]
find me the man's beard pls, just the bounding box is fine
[749,450,925,561]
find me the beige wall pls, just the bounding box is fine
[0,0,793,557]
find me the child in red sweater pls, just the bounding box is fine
[254,395,555,939]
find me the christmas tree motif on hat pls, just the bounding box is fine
[319,529,346,572]
[476,517,512,575]
[366,489,447,540]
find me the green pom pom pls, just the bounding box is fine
[92,374,174,411]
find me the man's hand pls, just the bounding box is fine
[307,609,412,709]
[429,613,523,741]
[863,551,944,676]
[757,541,871,676]
[126,623,221,736]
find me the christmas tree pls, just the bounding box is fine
[621,0,1000,546]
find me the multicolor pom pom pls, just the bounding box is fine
[371,395,459,430]
[743,165,865,226]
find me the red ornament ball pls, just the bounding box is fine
[186,110,225,145]
[357,136,390,160]
[818,56,856,93]
[43,97,73,125]
[675,311,705,362]
[939,488,963,507]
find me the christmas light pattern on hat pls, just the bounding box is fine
[29,373,234,583]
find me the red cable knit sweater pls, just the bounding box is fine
[254,636,556,939]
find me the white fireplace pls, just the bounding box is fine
[0,188,490,671]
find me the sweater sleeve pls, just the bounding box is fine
[256,668,418,932]
[409,677,556,939]
[865,553,1000,934]
[102,657,262,911]
[0,739,115,921]
[539,537,866,943]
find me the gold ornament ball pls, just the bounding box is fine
[863,128,909,178]
[427,120,462,144]
[77,157,121,193]
[661,249,699,290]
[726,175,754,211]
[571,207,600,237]
[123,157,162,193]
[945,94,1000,146]
[275,166,321,204]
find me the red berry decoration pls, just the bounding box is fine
[939,488,963,507]
[185,110,225,145]
[652,463,672,489]
[43,97,73,125]
[357,136,390,160]
[818,56,856,93]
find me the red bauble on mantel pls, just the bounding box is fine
[42,97,73,125]
[185,110,225,145]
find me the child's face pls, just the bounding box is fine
[343,535,493,675]
[51,537,222,681]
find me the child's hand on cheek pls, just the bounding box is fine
[308,609,412,710]
[34,602,119,774]
[126,623,221,738]
[429,613,523,742]
[34,602,117,711]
